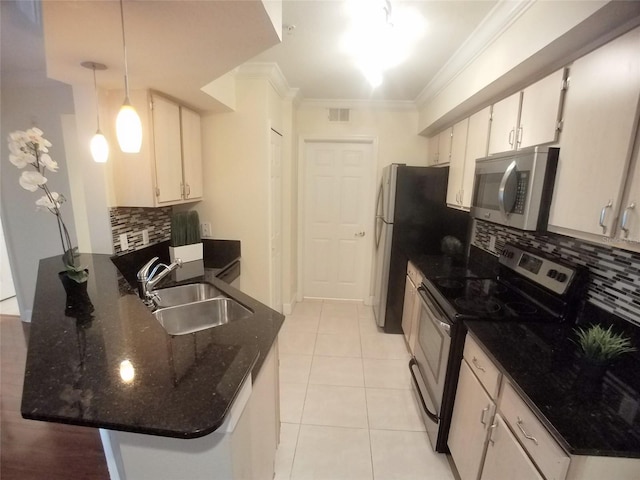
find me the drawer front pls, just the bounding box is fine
[500,382,570,480]
[463,335,501,399]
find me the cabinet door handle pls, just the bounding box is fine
[472,357,486,372]
[480,406,489,425]
[516,126,523,147]
[620,202,635,237]
[508,129,515,147]
[488,420,498,446]
[186,184,191,198]
[516,417,539,445]
[459,189,464,205]
[599,200,613,234]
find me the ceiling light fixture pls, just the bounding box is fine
[81,61,109,163]
[342,0,425,89]
[116,0,142,153]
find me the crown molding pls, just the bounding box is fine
[236,62,299,100]
[415,0,535,108]
[300,98,417,111]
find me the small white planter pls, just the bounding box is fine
[169,242,203,263]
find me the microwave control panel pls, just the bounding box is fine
[513,172,529,214]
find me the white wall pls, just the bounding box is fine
[297,104,429,172]
[195,76,272,304]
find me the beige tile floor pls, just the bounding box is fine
[275,299,456,480]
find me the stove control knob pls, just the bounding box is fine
[556,273,568,282]
[548,269,558,279]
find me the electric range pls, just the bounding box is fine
[409,243,587,452]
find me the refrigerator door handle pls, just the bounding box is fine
[375,182,385,248]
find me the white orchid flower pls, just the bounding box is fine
[9,153,29,169]
[19,171,47,192]
[39,153,58,172]
[35,192,64,211]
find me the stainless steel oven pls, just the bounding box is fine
[471,146,559,231]
[409,285,454,451]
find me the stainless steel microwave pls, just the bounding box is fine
[471,147,559,231]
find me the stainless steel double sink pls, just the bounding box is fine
[151,283,252,335]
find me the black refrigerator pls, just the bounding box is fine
[372,164,470,333]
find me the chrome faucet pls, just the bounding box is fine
[137,256,183,306]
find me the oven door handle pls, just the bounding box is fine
[498,160,518,218]
[417,286,452,336]
[409,358,439,424]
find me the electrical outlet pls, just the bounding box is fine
[119,233,129,251]
[142,229,149,245]
[200,222,212,238]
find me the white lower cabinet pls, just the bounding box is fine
[481,413,544,480]
[401,261,423,354]
[448,360,495,480]
[451,336,640,480]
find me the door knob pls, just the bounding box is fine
[355,232,365,237]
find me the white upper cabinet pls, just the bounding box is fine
[152,95,184,204]
[619,132,640,243]
[433,127,453,165]
[446,118,469,207]
[518,69,566,149]
[180,106,203,201]
[488,91,522,154]
[428,134,440,165]
[488,68,566,155]
[462,107,491,208]
[548,27,640,238]
[111,91,204,208]
[446,107,491,210]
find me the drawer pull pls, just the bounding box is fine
[488,421,498,446]
[480,406,489,425]
[517,417,539,445]
[472,357,486,372]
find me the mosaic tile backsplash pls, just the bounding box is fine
[110,207,172,254]
[472,220,640,326]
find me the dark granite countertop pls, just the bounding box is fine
[465,304,640,457]
[21,243,284,439]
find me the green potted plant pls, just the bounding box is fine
[574,324,636,364]
[169,210,203,263]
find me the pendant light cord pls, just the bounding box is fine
[92,66,101,130]
[119,0,130,100]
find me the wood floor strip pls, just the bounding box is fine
[0,315,110,480]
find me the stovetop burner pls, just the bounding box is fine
[427,277,554,322]
[454,297,501,314]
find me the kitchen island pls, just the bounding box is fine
[21,246,284,479]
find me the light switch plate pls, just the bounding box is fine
[142,229,149,245]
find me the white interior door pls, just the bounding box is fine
[270,130,283,313]
[303,141,374,300]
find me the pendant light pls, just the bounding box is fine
[82,61,109,163]
[116,0,142,153]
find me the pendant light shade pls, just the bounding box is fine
[116,100,142,153]
[116,0,142,153]
[82,61,110,163]
[90,131,110,163]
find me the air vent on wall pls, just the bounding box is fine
[328,108,350,122]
